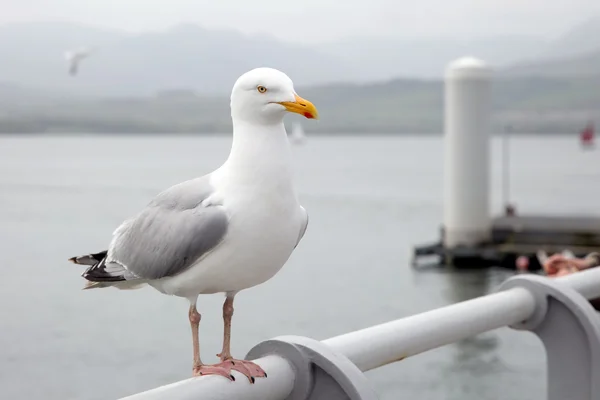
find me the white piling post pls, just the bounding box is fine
[443,56,492,248]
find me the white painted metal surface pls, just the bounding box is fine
[119,266,600,400]
[120,355,295,400]
[323,287,535,372]
[443,56,493,247]
[556,265,600,300]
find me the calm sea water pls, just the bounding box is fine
[0,134,598,400]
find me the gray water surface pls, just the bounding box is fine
[1,134,598,400]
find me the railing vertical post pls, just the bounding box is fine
[498,274,600,400]
[246,336,378,400]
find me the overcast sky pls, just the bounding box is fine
[2,0,600,43]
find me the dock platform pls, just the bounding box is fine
[412,215,600,270]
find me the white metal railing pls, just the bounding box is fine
[120,267,600,400]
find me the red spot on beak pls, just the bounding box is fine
[304,112,314,119]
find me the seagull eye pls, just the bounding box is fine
[257,85,267,93]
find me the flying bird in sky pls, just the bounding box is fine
[64,46,94,76]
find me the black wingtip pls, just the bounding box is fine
[68,250,109,266]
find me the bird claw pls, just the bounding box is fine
[215,358,267,384]
[193,365,235,381]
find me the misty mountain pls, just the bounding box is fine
[0,21,578,97]
[500,16,600,78]
[502,50,600,78]
[320,16,600,80]
[316,35,549,80]
[0,22,360,96]
[2,72,599,135]
[1,17,600,97]
[539,16,600,60]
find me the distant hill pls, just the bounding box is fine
[500,16,600,78]
[336,16,600,81]
[0,20,586,96]
[2,74,599,134]
[501,50,600,78]
[317,35,549,80]
[0,21,359,96]
[2,17,600,134]
[540,16,600,60]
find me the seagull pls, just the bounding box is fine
[64,46,94,76]
[68,67,318,383]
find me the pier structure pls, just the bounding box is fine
[413,56,600,269]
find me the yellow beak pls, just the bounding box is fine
[277,94,319,120]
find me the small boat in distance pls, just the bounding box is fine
[290,122,307,145]
[580,121,595,149]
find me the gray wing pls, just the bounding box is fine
[107,176,229,280]
[295,205,308,248]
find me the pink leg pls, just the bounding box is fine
[215,295,267,383]
[188,300,234,381]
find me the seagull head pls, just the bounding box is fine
[230,67,319,125]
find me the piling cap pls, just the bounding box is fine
[445,56,492,80]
